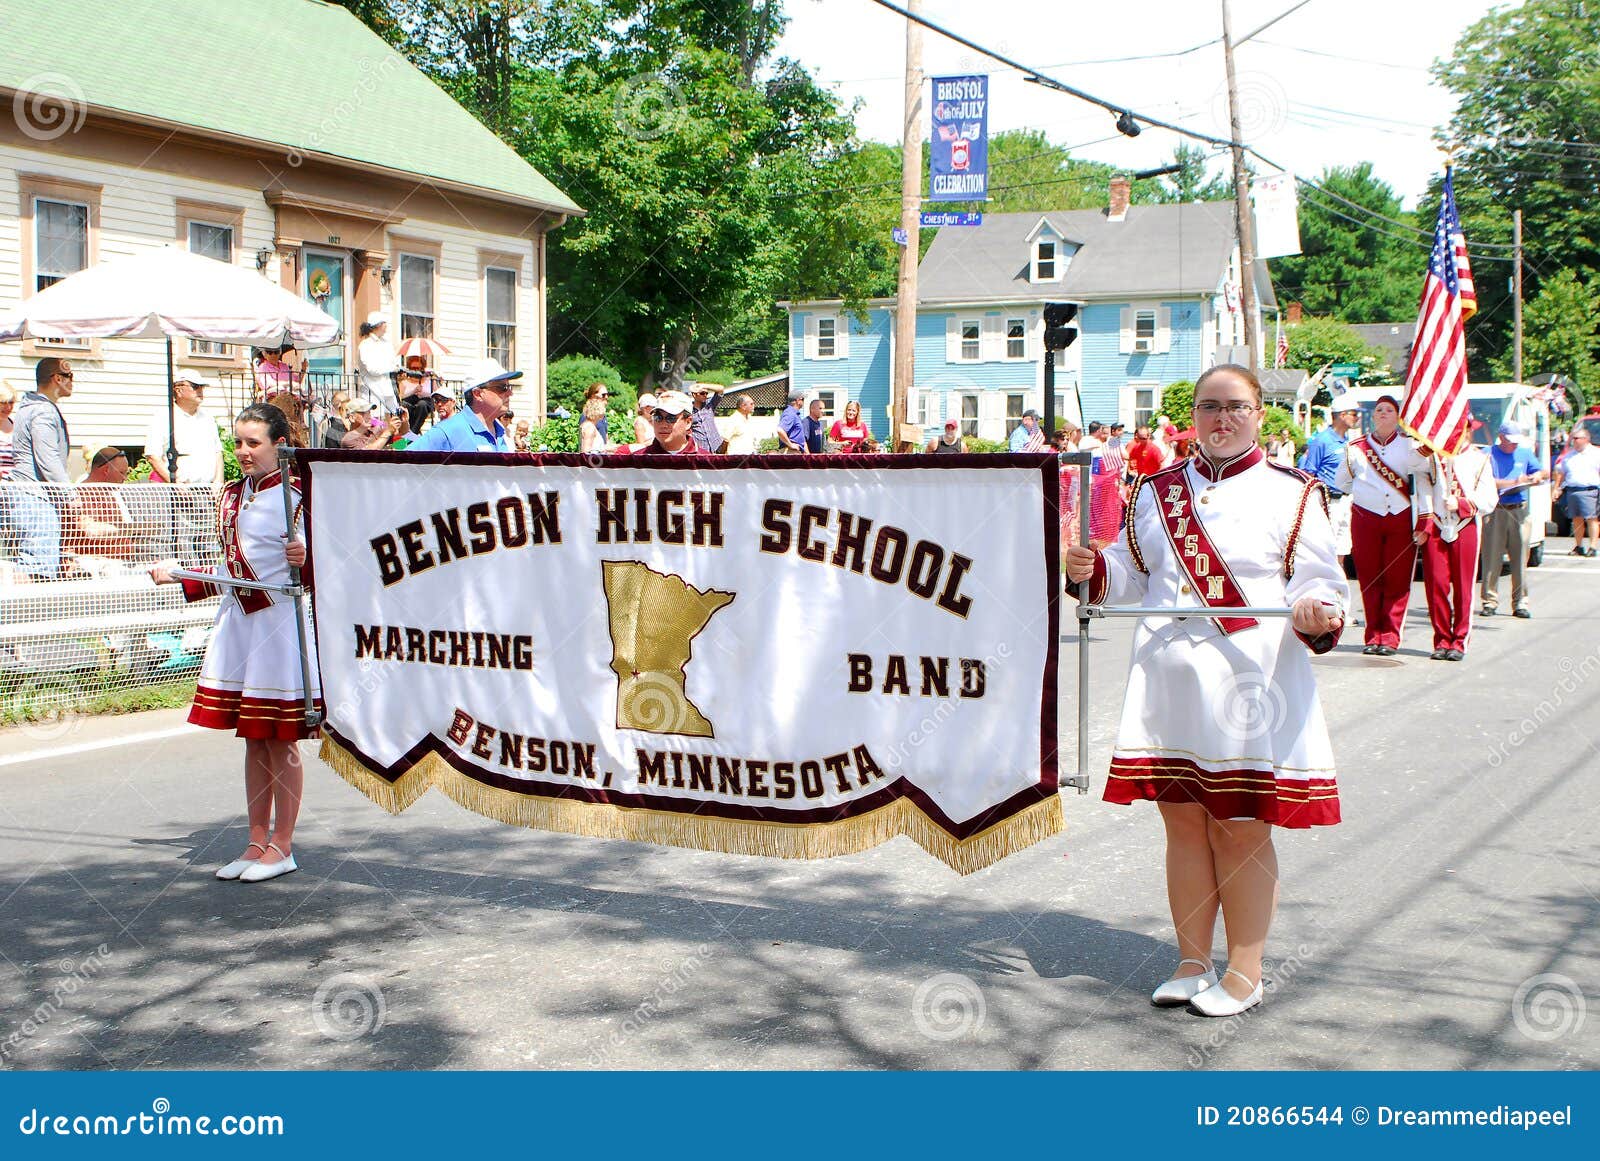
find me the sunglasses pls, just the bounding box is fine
[652,410,684,423]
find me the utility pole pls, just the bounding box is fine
[893,0,923,449]
[1513,208,1524,384]
[1220,0,1259,369]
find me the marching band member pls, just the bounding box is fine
[1333,395,1428,655]
[151,403,321,883]
[1065,365,1348,1017]
[617,390,698,453]
[1413,420,1498,660]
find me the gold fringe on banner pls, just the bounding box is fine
[318,736,1063,875]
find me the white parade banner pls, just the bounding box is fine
[1251,172,1303,260]
[301,452,1063,874]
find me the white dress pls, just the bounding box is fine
[356,336,400,410]
[1080,446,1350,827]
[181,470,322,740]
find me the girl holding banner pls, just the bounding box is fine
[150,403,321,883]
[1065,365,1348,1017]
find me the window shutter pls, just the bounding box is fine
[834,314,849,359]
[803,315,818,360]
[1156,306,1172,354]
[1028,310,1041,360]
[946,316,960,362]
[1119,307,1134,354]
[981,316,1004,362]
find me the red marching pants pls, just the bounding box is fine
[1421,521,1480,652]
[1350,505,1417,648]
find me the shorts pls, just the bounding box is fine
[1565,487,1599,519]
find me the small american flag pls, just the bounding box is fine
[1275,318,1289,369]
[1401,168,1474,454]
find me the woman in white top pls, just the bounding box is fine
[356,313,399,410]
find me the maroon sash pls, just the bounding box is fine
[1350,436,1411,501]
[1154,469,1258,635]
[219,479,272,614]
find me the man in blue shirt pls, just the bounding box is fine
[1300,399,1361,562]
[1008,409,1044,452]
[778,392,806,452]
[1480,420,1546,618]
[406,358,518,453]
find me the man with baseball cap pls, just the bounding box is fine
[144,373,223,486]
[621,390,697,454]
[1301,396,1362,563]
[927,418,964,454]
[406,358,520,453]
[1480,418,1546,618]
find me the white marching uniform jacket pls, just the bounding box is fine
[1077,447,1350,827]
[1415,446,1499,543]
[180,469,322,740]
[1333,432,1428,516]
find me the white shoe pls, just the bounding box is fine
[1150,958,1218,1007]
[1188,968,1263,1017]
[238,843,298,883]
[215,843,266,880]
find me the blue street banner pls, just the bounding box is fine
[921,211,983,228]
[929,74,988,203]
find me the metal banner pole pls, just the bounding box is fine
[1058,450,1093,794]
[168,569,298,595]
[278,446,322,730]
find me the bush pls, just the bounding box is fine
[547,355,628,417]
[1159,380,1195,425]
[523,406,638,452]
[964,437,1008,454]
[688,368,736,389]
[756,435,782,453]
[1259,405,1298,444]
[128,422,240,482]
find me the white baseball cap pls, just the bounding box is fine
[347,397,378,414]
[173,372,213,387]
[652,390,693,417]
[462,357,523,392]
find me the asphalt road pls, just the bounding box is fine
[2,540,1597,1071]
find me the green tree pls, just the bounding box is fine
[546,354,628,414]
[1158,380,1195,425]
[1150,142,1232,204]
[1271,163,1418,322]
[1284,316,1386,381]
[1490,269,1600,395]
[1434,0,1600,377]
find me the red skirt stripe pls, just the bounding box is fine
[1105,754,1340,829]
[189,685,321,741]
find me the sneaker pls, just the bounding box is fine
[1480,605,1496,617]
[1513,606,1532,619]
[1571,547,1587,556]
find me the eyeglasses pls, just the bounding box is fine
[1194,402,1259,417]
[652,410,682,423]
[57,371,74,379]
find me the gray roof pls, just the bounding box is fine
[917,203,1276,307]
[1348,322,1415,376]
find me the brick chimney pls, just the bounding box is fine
[1286,301,1303,325]
[1107,175,1131,221]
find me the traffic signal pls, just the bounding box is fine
[1044,302,1079,352]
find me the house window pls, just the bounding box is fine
[399,253,435,339]
[916,392,938,427]
[188,221,235,356]
[1129,382,1160,429]
[960,320,981,361]
[814,389,837,417]
[817,316,836,359]
[34,197,87,293]
[1005,393,1027,438]
[1055,394,1067,422]
[1006,318,1027,359]
[485,266,517,368]
[1036,240,1056,280]
[1134,309,1157,351]
[960,393,979,437]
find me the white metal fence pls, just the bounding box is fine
[1,481,222,726]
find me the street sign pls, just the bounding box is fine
[892,227,909,246]
[1330,362,1362,377]
[920,211,982,228]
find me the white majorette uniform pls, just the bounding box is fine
[1333,431,1428,650]
[179,469,322,740]
[1414,445,1498,654]
[1076,446,1350,827]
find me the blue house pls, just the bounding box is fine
[786,181,1276,443]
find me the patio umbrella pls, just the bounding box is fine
[395,335,450,363]
[0,247,339,485]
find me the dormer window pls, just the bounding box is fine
[1035,240,1057,281]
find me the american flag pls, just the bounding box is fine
[1275,317,1289,369]
[1401,168,1475,454]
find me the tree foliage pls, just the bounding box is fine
[1271,164,1419,323]
[1490,268,1600,395]
[1284,316,1387,381]
[1435,0,1600,378]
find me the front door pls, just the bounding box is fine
[302,248,347,377]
